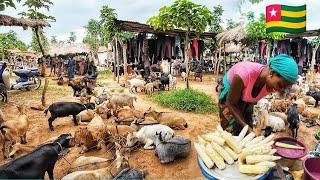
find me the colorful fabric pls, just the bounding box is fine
[266,4,306,34]
[269,54,298,84]
[220,61,268,103]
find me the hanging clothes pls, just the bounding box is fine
[198,40,204,60]
[259,41,267,59]
[175,36,182,58]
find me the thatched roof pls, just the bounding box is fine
[216,25,245,43]
[98,46,108,53]
[0,14,49,28]
[117,20,215,39]
[7,49,40,58]
[217,43,244,54]
[286,29,320,38]
[48,43,91,56]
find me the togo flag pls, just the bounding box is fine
[266,4,306,34]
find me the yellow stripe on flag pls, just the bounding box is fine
[266,21,306,29]
[281,10,306,18]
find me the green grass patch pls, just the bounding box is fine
[152,88,218,114]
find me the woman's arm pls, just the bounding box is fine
[225,74,253,132]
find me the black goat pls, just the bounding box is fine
[68,82,93,97]
[45,102,95,131]
[0,134,74,179]
[306,90,320,107]
[160,75,169,91]
[287,103,300,138]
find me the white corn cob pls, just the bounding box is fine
[275,142,304,150]
[224,146,238,160]
[242,145,272,156]
[245,136,265,148]
[256,161,277,168]
[198,135,207,145]
[237,125,249,142]
[268,149,277,155]
[240,132,256,148]
[218,130,242,153]
[243,141,275,152]
[211,142,234,165]
[202,133,225,146]
[205,144,226,170]
[258,134,274,145]
[246,155,281,164]
[239,164,269,174]
[212,131,221,137]
[194,142,214,168]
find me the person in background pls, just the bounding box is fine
[50,55,57,76]
[142,52,151,80]
[219,54,298,135]
[67,55,76,79]
[38,57,46,77]
[0,62,7,84]
[78,58,85,75]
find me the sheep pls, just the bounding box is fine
[154,133,191,164]
[145,83,154,95]
[128,78,146,93]
[261,110,286,132]
[70,156,110,173]
[126,124,174,150]
[95,89,111,105]
[61,143,129,180]
[8,143,35,159]
[44,102,95,131]
[76,109,95,124]
[144,108,188,130]
[114,168,146,180]
[107,94,137,114]
[152,80,161,91]
[161,60,170,75]
[287,103,300,138]
[294,98,306,114]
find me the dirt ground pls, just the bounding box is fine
[0,72,319,179]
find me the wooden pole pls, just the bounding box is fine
[113,41,116,81]
[223,43,226,73]
[116,39,120,83]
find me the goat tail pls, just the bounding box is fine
[44,108,49,115]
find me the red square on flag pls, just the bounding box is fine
[266,4,281,22]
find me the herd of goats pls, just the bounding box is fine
[0,71,193,179]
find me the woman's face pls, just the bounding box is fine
[266,71,293,93]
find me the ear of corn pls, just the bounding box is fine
[268,149,277,155]
[237,125,249,142]
[258,134,274,145]
[211,142,234,165]
[245,136,264,148]
[224,146,238,160]
[275,142,304,150]
[255,161,276,168]
[202,133,225,146]
[198,135,207,145]
[194,142,214,169]
[246,155,281,164]
[205,144,226,170]
[239,164,269,174]
[240,132,256,148]
[219,131,242,153]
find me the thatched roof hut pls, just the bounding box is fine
[48,43,91,56]
[0,14,49,29]
[217,43,244,54]
[216,25,245,44]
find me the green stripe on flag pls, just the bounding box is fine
[281,16,306,23]
[266,27,306,34]
[281,5,306,12]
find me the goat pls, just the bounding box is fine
[144,108,188,130]
[45,102,95,131]
[95,89,111,105]
[0,134,74,179]
[126,124,174,150]
[0,109,5,124]
[306,90,320,107]
[70,156,110,173]
[287,103,300,138]
[114,168,146,179]
[128,78,146,93]
[8,143,35,159]
[107,94,137,114]
[154,133,191,164]
[68,82,86,97]
[114,108,144,124]
[145,83,154,95]
[160,74,170,91]
[76,109,95,124]
[181,72,187,81]
[61,143,129,180]
[168,74,177,90]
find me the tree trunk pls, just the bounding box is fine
[311,45,319,74]
[184,32,190,89]
[34,27,45,56]
[116,39,120,83]
[121,41,128,80]
[223,43,226,73]
[113,41,116,81]
[41,78,49,107]
[216,44,222,75]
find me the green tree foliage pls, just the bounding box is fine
[0,0,15,11]
[226,19,238,30]
[0,31,27,56]
[68,32,76,43]
[206,5,224,55]
[147,0,213,88]
[309,36,320,47]
[30,28,49,52]
[19,0,55,55]
[83,19,102,52]
[50,35,57,44]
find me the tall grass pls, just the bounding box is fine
[152,88,218,114]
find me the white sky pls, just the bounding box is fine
[1,0,318,44]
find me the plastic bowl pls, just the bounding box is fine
[303,157,320,180]
[315,131,320,140]
[272,137,308,159]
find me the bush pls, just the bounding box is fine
[152,88,218,114]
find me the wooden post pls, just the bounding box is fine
[223,43,226,73]
[185,31,190,89]
[113,41,116,81]
[311,45,319,74]
[121,41,128,80]
[116,39,120,83]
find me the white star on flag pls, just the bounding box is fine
[269,8,277,17]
